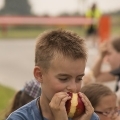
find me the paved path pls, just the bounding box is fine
[0,39,35,90]
[0,39,116,90]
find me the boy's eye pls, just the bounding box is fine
[76,78,82,82]
[59,78,68,81]
[58,77,83,82]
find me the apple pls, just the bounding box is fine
[65,92,85,118]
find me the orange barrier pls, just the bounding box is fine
[98,16,111,42]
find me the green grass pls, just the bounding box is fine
[0,26,85,39]
[0,84,16,120]
[111,26,120,35]
[0,26,50,39]
[0,25,120,39]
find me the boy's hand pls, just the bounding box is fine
[49,92,71,120]
[73,92,94,120]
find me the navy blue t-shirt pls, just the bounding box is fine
[6,98,99,120]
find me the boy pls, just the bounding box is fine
[7,29,99,120]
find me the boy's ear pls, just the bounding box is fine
[34,66,43,83]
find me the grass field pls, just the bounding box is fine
[0,25,119,39]
[0,26,87,39]
[0,84,16,120]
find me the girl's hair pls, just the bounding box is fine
[5,90,33,118]
[111,37,120,52]
[81,83,116,108]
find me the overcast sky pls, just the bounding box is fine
[0,0,120,16]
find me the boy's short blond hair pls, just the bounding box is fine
[35,29,87,71]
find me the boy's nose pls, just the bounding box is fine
[67,82,77,93]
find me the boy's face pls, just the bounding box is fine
[40,54,86,101]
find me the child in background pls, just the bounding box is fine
[5,79,41,118]
[83,37,120,104]
[6,29,99,120]
[81,83,120,120]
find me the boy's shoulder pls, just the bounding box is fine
[90,112,100,120]
[6,98,42,120]
[6,98,99,120]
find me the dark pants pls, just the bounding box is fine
[86,25,97,37]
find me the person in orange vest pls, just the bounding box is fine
[85,3,102,47]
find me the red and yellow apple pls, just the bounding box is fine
[65,92,85,118]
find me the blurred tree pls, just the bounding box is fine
[59,12,71,17]
[0,0,32,15]
[72,12,81,16]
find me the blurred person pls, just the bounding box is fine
[83,37,120,105]
[5,79,41,118]
[81,83,120,120]
[6,29,99,120]
[85,3,102,47]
